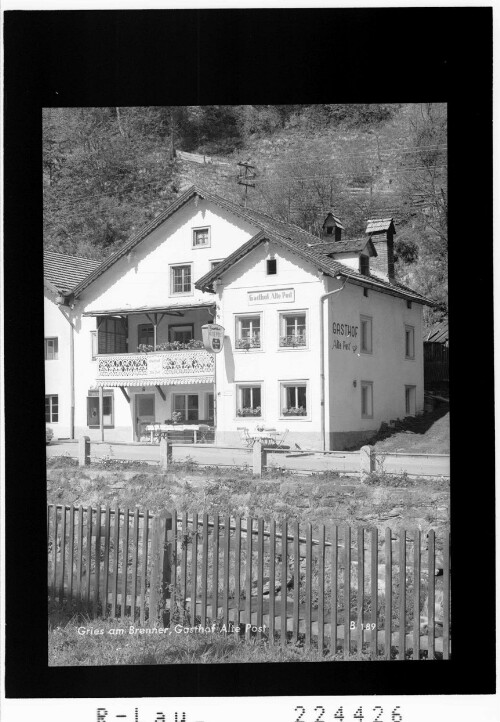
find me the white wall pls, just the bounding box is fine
[44,291,72,439]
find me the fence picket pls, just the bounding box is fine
[385,527,392,660]
[442,531,450,660]
[85,506,92,609]
[181,512,188,607]
[68,505,75,601]
[245,517,253,640]
[76,506,84,609]
[170,510,177,627]
[191,513,198,626]
[140,510,149,626]
[201,513,209,627]
[93,506,101,618]
[149,515,159,626]
[130,508,140,622]
[121,508,129,620]
[51,504,57,599]
[357,526,364,654]
[223,516,230,628]
[59,505,67,604]
[344,525,351,658]
[413,529,421,660]
[331,524,338,655]
[371,528,378,659]
[268,520,276,644]
[305,523,312,650]
[317,524,325,656]
[257,517,264,639]
[234,517,241,628]
[428,529,435,659]
[212,513,219,624]
[101,506,110,617]
[281,518,287,648]
[399,530,406,660]
[111,507,119,618]
[293,521,299,642]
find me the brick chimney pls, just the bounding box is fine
[322,212,344,242]
[365,218,396,280]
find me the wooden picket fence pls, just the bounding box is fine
[47,504,451,659]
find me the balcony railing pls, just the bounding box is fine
[96,349,215,386]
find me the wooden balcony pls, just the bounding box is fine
[95,350,215,387]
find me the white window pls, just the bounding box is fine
[360,315,372,354]
[405,325,415,359]
[87,391,114,427]
[90,330,98,360]
[171,264,192,295]
[236,385,262,417]
[172,394,199,422]
[235,314,261,349]
[192,227,210,248]
[45,395,59,422]
[361,381,373,418]
[44,337,58,360]
[281,382,308,417]
[405,385,416,416]
[279,312,307,348]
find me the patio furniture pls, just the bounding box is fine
[198,424,211,443]
[237,427,253,447]
[275,429,289,448]
[145,424,200,444]
[247,428,278,446]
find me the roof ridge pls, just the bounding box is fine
[44,249,100,264]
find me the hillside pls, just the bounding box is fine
[43,104,447,326]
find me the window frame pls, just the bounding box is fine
[90,330,98,360]
[87,390,114,428]
[279,380,309,420]
[206,392,215,422]
[170,263,193,296]
[359,255,370,275]
[234,313,262,351]
[360,315,373,355]
[168,323,194,344]
[172,393,199,422]
[278,310,308,350]
[405,324,415,360]
[266,258,277,275]
[44,337,58,360]
[45,394,59,423]
[405,385,417,416]
[361,380,374,419]
[192,226,211,249]
[138,323,154,348]
[236,383,263,418]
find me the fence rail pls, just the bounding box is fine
[47,504,451,659]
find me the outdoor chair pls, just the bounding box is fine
[275,429,289,448]
[198,424,211,443]
[237,427,252,447]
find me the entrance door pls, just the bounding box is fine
[135,394,155,441]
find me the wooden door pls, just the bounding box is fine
[135,394,155,441]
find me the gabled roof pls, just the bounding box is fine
[322,212,344,230]
[366,218,396,235]
[308,238,377,256]
[195,230,434,305]
[44,250,100,295]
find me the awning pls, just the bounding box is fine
[83,302,215,317]
[96,376,214,387]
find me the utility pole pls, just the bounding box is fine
[237,160,256,208]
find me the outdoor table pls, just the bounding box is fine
[145,424,200,444]
[247,430,278,446]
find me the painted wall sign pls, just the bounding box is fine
[248,288,295,305]
[332,320,359,353]
[202,324,225,353]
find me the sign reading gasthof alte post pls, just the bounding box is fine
[248,288,295,305]
[201,324,225,353]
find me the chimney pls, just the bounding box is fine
[365,218,396,279]
[322,212,344,242]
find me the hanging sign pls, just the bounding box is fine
[202,324,225,353]
[248,288,295,305]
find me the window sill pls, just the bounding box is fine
[169,291,194,297]
[279,416,311,422]
[88,425,115,429]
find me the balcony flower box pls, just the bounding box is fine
[235,336,260,350]
[138,340,205,353]
[237,406,262,417]
[279,335,306,348]
[282,406,307,416]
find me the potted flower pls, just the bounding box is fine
[237,406,262,417]
[282,406,307,416]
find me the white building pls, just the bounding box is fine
[45,185,432,450]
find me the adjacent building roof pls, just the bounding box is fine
[44,250,100,295]
[425,320,448,344]
[69,184,432,305]
[322,212,345,230]
[365,218,396,235]
[308,238,377,255]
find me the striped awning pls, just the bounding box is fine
[96,376,214,387]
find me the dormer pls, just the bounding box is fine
[365,218,396,280]
[321,212,344,242]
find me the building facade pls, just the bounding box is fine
[45,186,431,450]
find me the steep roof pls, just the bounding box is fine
[70,184,430,305]
[425,320,448,344]
[44,251,100,295]
[366,218,396,234]
[195,230,434,306]
[308,238,377,255]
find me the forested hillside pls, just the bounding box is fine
[43,104,447,325]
